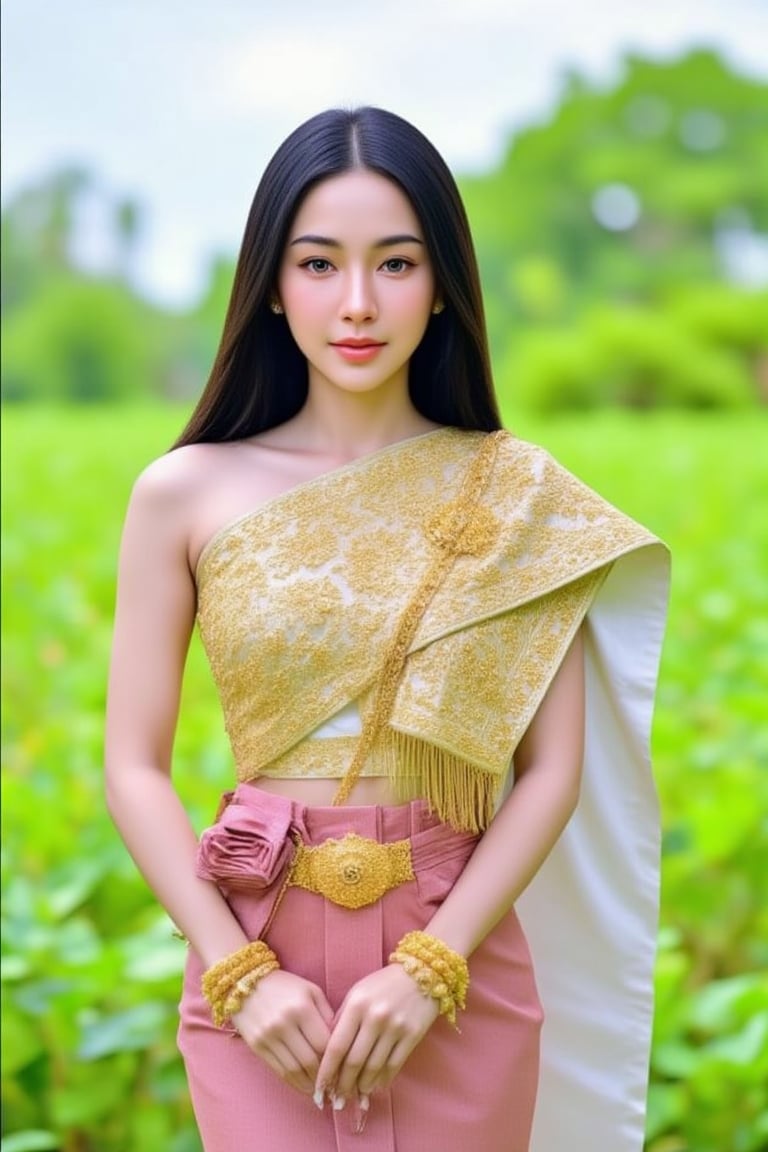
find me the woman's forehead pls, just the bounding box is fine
[289,170,422,243]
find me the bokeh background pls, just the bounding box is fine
[2,3,767,1150]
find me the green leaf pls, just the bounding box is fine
[13,979,75,1018]
[706,1013,768,1070]
[0,955,31,982]
[44,859,104,921]
[0,1133,60,1152]
[0,1010,45,1074]
[169,1131,204,1152]
[77,1002,169,1060]
[652,1040,699,1078]
[125,939,186,982]
[689,973,768,1032]
[645,1082,686,1140]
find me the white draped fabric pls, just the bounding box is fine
[517,544,670,1152]
[311,543,670,1151]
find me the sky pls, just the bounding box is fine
[3,0,767,307]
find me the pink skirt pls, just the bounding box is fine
[178,785,542,1152]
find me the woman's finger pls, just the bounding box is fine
[287,1026,327,1083]
[310,985,336,1028]
[332,1024,394,1100]
[266,1036,316,1094]
[301,1003,334,1055]
[251,1037,300,1087]
[351,1032,400,1098]
[316,1012,362,1097]
[377,1033,420,1089]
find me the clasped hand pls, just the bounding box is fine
[232,964,439,1104]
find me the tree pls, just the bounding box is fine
[459,50,768,353]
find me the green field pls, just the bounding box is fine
[2,406,767,1152]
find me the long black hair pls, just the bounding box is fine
[175,107,501,447]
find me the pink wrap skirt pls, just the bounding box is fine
[178,785,542,1152]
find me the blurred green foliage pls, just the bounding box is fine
[2,406,767,1151]
[3,44,767,1152]
[2,50,767,409]
[463,50,768,412]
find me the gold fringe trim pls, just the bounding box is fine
[379,729,500,834]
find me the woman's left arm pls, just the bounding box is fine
[317,627,585,1111]
[424,623,585,954]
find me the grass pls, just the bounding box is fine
[2,404,767,1151]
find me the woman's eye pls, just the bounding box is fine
[382,258,411,273]
[303,258,333,274]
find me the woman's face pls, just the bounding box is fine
[277,169,437,403]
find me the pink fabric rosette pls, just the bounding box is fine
[195,794,294,892]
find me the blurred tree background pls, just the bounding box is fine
[2,49,767,1152]
[3,50,767,410]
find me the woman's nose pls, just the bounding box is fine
[340,271,377,323]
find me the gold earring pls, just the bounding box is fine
[270,300,284,315]
[432,302,445,315]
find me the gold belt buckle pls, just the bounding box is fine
[291,832,414,909]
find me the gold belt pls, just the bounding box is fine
[290,832,414,910]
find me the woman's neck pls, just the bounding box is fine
[286,389,440,462]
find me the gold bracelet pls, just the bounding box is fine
[221,959,281,1020]
[389,930,469,1028]
[201,941,280,1027]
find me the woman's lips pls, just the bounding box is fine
[330,341,386,363]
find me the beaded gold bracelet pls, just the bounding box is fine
[201,941,280,1027]
[389,930,469,1028]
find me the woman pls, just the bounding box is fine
[105,107,669,1152]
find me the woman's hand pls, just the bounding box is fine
[315,963,439,1109]
[233,969,335,1095]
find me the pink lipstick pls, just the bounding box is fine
[330,339,386,363]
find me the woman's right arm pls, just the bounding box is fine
[105,458,333,1093]
[105,459,251,966]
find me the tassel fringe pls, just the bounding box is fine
[379,729,500,834]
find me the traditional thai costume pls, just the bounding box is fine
[177,427,670,1152]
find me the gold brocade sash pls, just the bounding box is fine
[195,428,661,831]
[332,431,505,808]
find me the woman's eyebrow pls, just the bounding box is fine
[289,233,423,248]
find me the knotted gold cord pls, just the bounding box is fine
[332,431,505,808]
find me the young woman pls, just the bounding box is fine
[105,107,669,1152]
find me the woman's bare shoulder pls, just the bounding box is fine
[124,443,246,545]
[130,442,237,505]
[125,439,290,571]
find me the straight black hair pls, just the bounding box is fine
[175,107,501,447]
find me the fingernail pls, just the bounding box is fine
[332,1094,346,1111]
[353,1107,368,1135]
[313,1088,325,1110]
[352,1095,370,1135]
